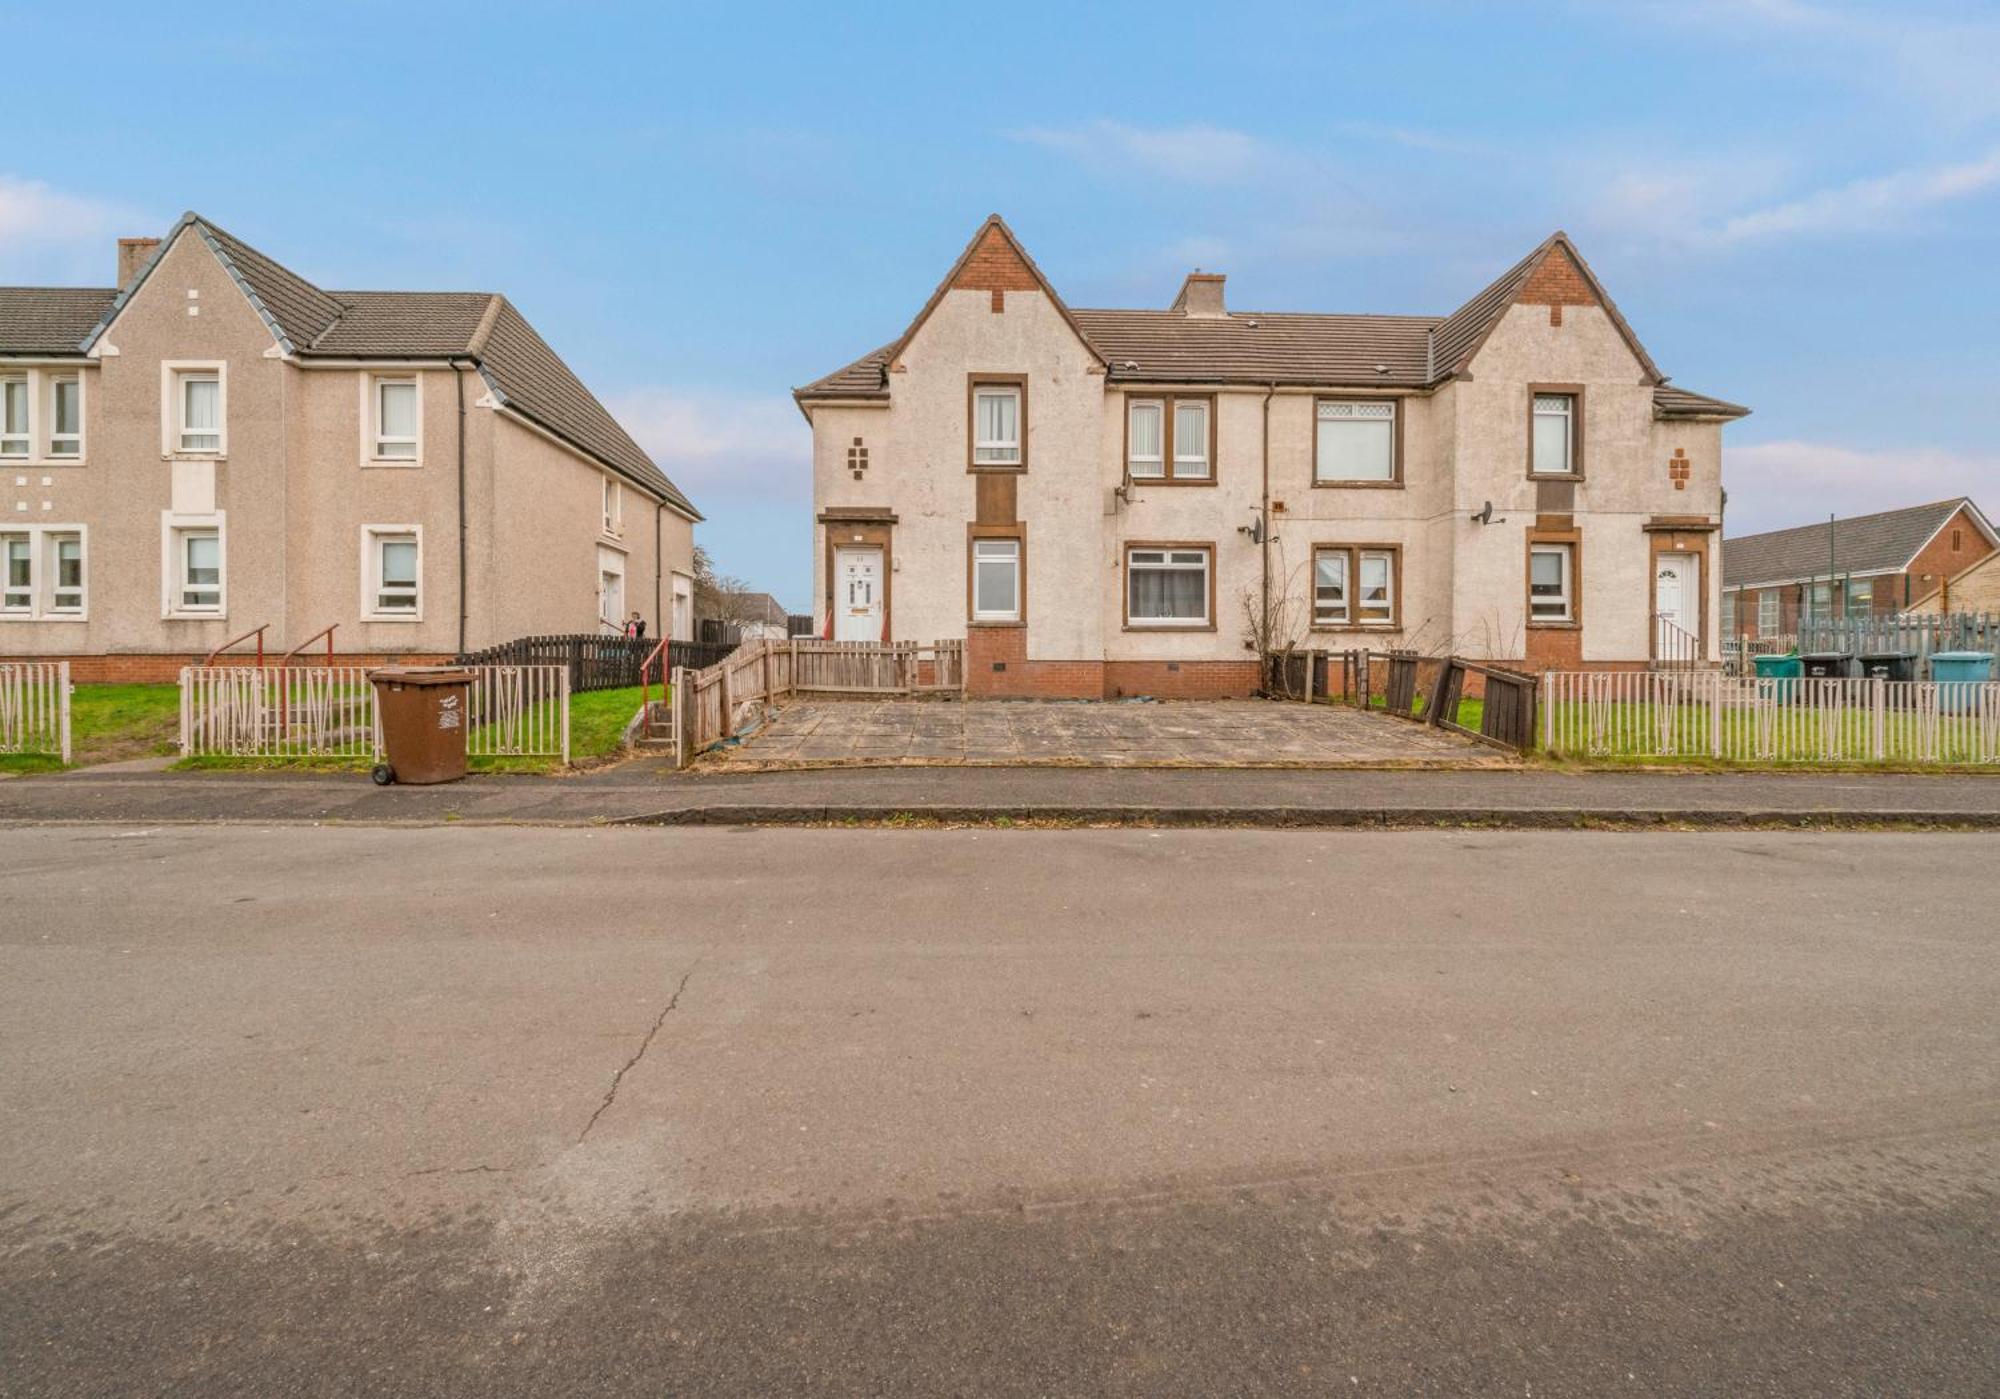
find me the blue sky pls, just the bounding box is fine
[5,1,1996,606]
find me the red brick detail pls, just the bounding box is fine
[952,226,1041,297]
[1103,661,1259,700]
[1523,628,1584,671]
[2,653,452,684]
[1516,248,1599,312]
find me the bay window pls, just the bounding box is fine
[971,380,1024,468]
[1529,543,1574,622]
[1312,546,1399,628]
[1125,546,1211,627]
[1314,400,1396,484]
[971,537,1021,623]
[1125,395,1213,481]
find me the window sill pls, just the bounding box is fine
[0,613,88,623]
[163,612,227,622]
[1527,620,1580,630]
[966,463,1026,474]
[1310,479,1402,490]
[362,614,424,625]
[363,459,421,470]
[4,458,86,469]
[1310,623,1402,634]
[968,619,1024,629]
[1122,623,1217,633]
[1128,476,1217,488]
[1527,472,1583,482]
[163,453,226,463]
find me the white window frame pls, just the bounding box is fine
[1529,542,1574,623]
[361,525,423,622]
[365,375,421,464]
[1757,590,1780,637]
[1356,548,1396,627]
[1124,546,1211,628]
[1531,392,1576,477]
[1171,399,1211,480]
[0,374,29,459]
[971,537,1021,623]
[47,374,83,460]
[1314,399,1397,484]
[1126,398,1165,479]
[0,524,86,620]
[162,361,227,458]
[972,384,1023,467]
[1312,548,1350,626]
[598,545,627,628]
[602,474,623,537]
[161,513,227,618]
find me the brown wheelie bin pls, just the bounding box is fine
[369,666,473,785]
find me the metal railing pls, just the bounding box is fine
[0,661,70,762]
[1651,613,1704,671]
[1542,670,2000,765]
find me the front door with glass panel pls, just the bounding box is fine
[835,546,882,641]
[1654,553,1700,654]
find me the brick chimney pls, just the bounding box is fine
[118,237,161,288]
[1171,271,1227,318]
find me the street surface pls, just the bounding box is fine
[2,826,1996,1396]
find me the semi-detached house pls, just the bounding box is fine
[0,213,700,680]
[795,216,1749,698]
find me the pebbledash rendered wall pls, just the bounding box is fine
[808,242,1727,699]
[2,231,695,680]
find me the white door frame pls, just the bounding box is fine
[834,545,884,642]
[1653,551,1702,657]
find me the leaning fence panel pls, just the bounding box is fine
[1,661,70,762]
[1541,671,2000,766]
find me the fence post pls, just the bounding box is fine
[58,663,72,765]
[719,657,735,738]
[671,666,691,768]
[1708,672,1721,757]
[1870,675,1886,761]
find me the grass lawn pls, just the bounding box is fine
[167,684,654,775]
[2,683,182,773]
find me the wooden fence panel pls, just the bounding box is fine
[0,661,69,761]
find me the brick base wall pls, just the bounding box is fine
[1102,660,1260,699]
[961,630,1260,700]
[3,653,453,684]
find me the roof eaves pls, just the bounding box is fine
[193,220,304,356]
[77,211,199,353]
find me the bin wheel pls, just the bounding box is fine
[371,764,395,786]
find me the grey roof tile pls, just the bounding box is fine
[0,287,117,354]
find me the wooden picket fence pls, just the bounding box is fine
[666,638,965,766]
[455,633,736,693]
[0,661,70,762]
[1542,670,2000,765]
[180,664,569,762]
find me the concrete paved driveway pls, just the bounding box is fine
[3,826,1997,1396]
[717,696,1501,768]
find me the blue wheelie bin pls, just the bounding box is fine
[1753,652,1802,703]
[1931,651,1994,715]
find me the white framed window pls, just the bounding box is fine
[1845,578,1872,615]
[598,545,627,628]
[1127,399,1164,478]
[1125,546,1210,627]
[1529,543,1573,622]
[1172,399,1210,479]
[1,526,87,620]
[972,383,1022,467]
[1757,590,1780,637]
[1315,400,1396,483]
[972,537,1021,622]
[1,376,28,458]
[166,523,224,615]
[165,363,226,456]
[1807,581,1831,619]
[602,474,623,536]
[1313,548,1349,625]
[1357,549,1396,625]
[48,376,82,458]
[1531,392,1576,476]
[362,527,421,619]
[371,377,418,461]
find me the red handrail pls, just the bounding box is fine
[280,623,338,670]
[202,623,269,668]
[638,637,669,722]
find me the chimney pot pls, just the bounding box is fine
[118,237,162,289]
[1171,271,1228,318]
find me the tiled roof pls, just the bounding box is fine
[0,213,697,517]
[1722,498,1991,588]
[798,226,1736,422]
[0,287,117,354]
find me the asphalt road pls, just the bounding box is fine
[2,826,1996,1396]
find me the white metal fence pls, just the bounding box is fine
[0,661,70,762]
[180,665,569,763]
[1543,670,2000,765]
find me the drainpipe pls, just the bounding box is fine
[1261,382,1276,650]
[452,359,468,654]
[655,501,664,639]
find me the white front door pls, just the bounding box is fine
[1654,553,1700,653]
[834,546,883,641]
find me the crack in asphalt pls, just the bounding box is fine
[577,962,699,1142]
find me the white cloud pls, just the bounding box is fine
[1724,440,1997,533]
[607,387,808,501]
[1011,121,1277,184]
[1711,147,2000,243]
[0,177,150,280]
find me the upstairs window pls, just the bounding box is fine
[1126,396,1212,481]
[1,377,27,458]
[971,382,1024,468]
[1315,400,1396,484]
[1529,543,1574,622]
[1531,391,1578,476]
[49,377,81,458]
[373,378,418,460]
[602,474,623,536]
[177,371,222,453]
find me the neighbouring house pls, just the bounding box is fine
[727,592,793,642]
[794,215,1748,699]
[1721,498,1996,640]
[1908,550,2000,615]
[0,213,701,681]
